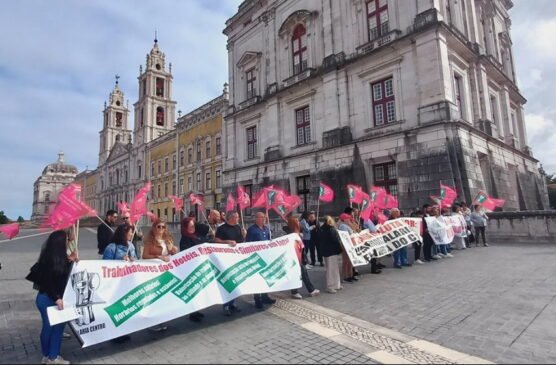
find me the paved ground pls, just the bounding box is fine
[0,228,554,363]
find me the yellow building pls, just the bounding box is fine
[73,169,98,213]
[148,91,227,221]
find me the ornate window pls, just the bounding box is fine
[247,126,257,159]
[215,170,221,189]
[371,78,396,126]
[292,24,308,75]
[367,0,389,41]
[188,147,193,164]
[156,107,164,126]
[206,140,211,160]
[373,162,397,196]
[179,151,184,167]
[205,171,211,190]
[196,173,201,191]
[115,112,123,127]
[296,175,311,213]
[156,78,164,97]
[196,141,202,162]
[246,68,257,99]
[295,106,311,145]
[216,137,222,155]
[165,157,169,172]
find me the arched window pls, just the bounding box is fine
[44,191,51,202]
[292,24,308,75]
[156,107,165,126]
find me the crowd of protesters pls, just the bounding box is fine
[29,197,491,363]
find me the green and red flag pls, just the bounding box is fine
[347,184,364,205]
[319,183,334,202]
[473,190,505,211]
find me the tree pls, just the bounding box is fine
[0,211,9,224]
[17,216,25,223]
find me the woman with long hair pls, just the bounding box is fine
[319,215,343,294]
[102,224,137,261]
[180,217,201,251]
[288,216,320,299]
[178,217,205,322]
[143,220,178,262]
[142,220,177,331]
[35,230,72,364]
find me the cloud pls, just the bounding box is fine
[0,0,242,220]
[524,112,556,173]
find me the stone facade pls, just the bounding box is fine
[222,0,549,217]
[31,152,78,224]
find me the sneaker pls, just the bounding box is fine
[415,259,424,265]
[62,332,71,339]
[291,293,303,299]
[483,243,489,247]
[402,263,412,267]
[343,278,355,283]
[305,264,314,270]
[41,356,48,364]
[336,286,344,291]
[46,356,70,364]
[446,253,454,258]
[371,270,382,274]
[394,265,402,269]
[351,276,359,281]
[326,288,337,294]
[309,289,320,297]
[432,255,442,259]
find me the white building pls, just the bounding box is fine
[222,0,549,214]
[96,39,177,216]
[31,151,78,224]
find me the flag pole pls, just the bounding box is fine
[95,214,114,232]
[240,208,245,230]
[316,197,321,225]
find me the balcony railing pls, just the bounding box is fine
[283,68,316,88]
[356,29,401,55]
[238,95,261,109]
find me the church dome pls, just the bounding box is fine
[42,151,78,175]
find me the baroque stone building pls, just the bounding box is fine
[31,152,78,224]
[222,0,549,215]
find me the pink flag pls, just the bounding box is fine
[168,195,184,212]
[273,194,302,219]
[375,208,388,224]
[347,184,364,205]
[473,191,505,211]
[251,186,285,210]
[251,190,266,209]
[43,184,96,230]
[116,202,130,216]
[129,182,152,224]
[319,183,334,202]
[226,193,237,212]
[189,194,204,206]
[0,223,20,240]
[440,184,458,207]
[237,186,251,210]
[383,194,399,209]
[370,186,387,203]
[360,192,373,221]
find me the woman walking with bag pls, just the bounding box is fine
[34,230,72,364]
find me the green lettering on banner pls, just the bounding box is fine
[259,252,296,287]
[171,260,220,303]
[104,271,180,327]
[217,253,267,293]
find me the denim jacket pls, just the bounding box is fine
[102,242,138,260]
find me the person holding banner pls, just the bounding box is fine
[470,205,489,247]
[300,212,316,269]
[143,220,178,262]
[421,204,438,262]
[34,230,72,365]
[103,225,137,343]
[319,216,343,294]
[287,216,320,299]
[180,217,202,250]
[338,214,357,283]
[122,214,144,258]
[390,209,412,268]
[215,211,246,315]
[246,212,277,309]
[97,210,117,256]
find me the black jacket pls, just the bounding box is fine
[97,221,114,255]
[37,260,72,301]
[318,224,343,257]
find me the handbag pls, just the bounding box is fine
[25,262,41,286]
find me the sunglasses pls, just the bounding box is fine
[157,225,166,229]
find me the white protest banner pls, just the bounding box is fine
[338,219,422,266]
[53,234,302,347]
[425,216,455,245]
[444,215,467,237]
[401,218,423,237]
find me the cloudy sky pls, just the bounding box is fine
[0,0,554,220]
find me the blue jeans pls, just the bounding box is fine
[393,247,408,266]
[432,244,438,256]
[438,244,449,255]
[36,293,65,359]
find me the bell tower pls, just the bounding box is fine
[133,36,177,146]
[98,76,132,165]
